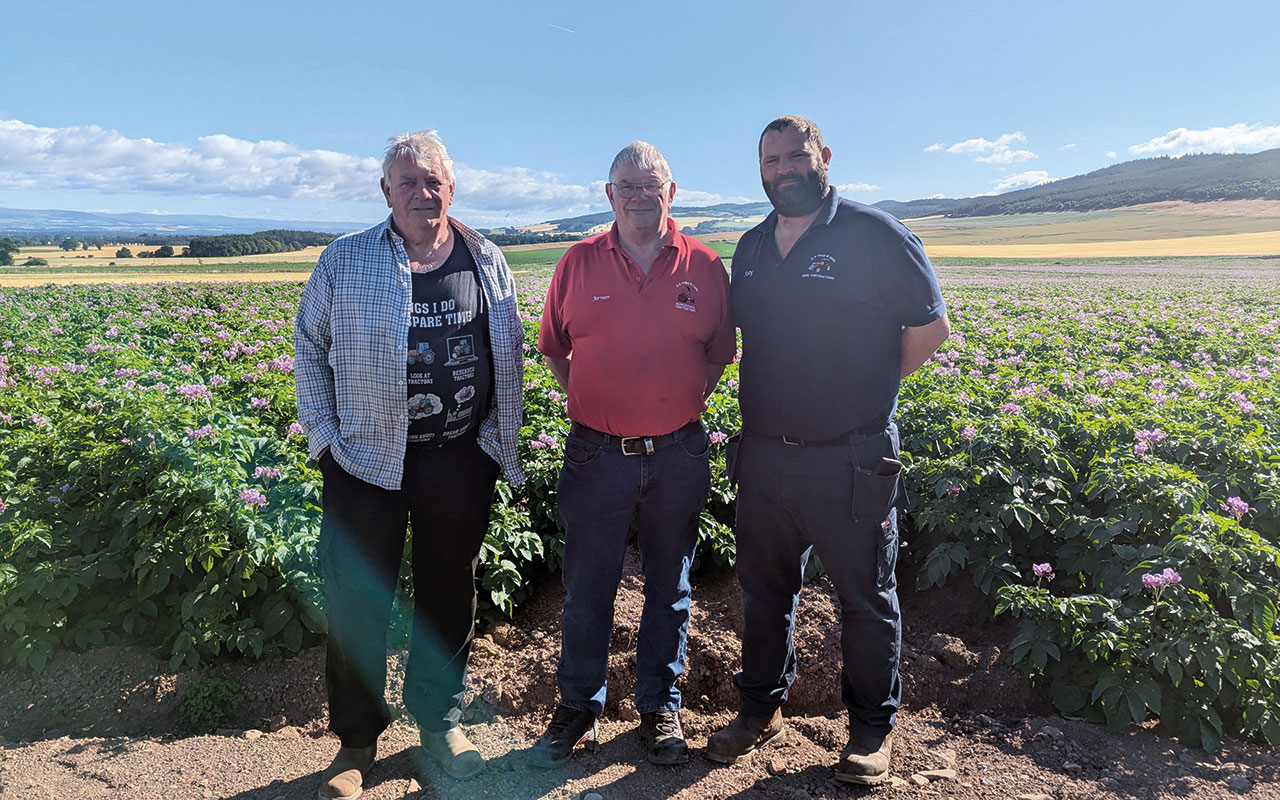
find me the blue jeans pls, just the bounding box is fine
[732,425,903,739]
[555,424,710,717]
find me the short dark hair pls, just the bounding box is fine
[758,115,825,157]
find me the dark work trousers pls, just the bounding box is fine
[732,425,902,739]
[318,432,499,748]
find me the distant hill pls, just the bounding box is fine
[537,202,775,234]
[944,148,1280,216]
[0,207,371,239]
[872,198,973,218]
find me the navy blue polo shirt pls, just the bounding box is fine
[731,190,946,440]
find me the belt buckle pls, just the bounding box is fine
[781,435,803,447]
[621,436,655,456]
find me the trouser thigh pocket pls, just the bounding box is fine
[724,434,742,486]
[852,456,902,523]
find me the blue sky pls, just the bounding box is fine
[2,0,1278,227]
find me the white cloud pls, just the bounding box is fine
[931,131,1038,165]
[1105,151,1117,159]
[0,120,382,201]
[992,170,1057,193]
[1059,143,1077,150]
[836,182,882,194]
[1129,123,1280,156]
[0,118,735,224]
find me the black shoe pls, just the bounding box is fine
[529,705,598,767]
[638,710,689,765]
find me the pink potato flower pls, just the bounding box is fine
[1220,496,1250,520]
[239,488,268,507]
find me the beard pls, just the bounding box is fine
[763,166,830,218]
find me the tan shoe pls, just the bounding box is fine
[704,708,786,764]
[834,730,893,785]
[317,743,376,800]
[420,726,484,779]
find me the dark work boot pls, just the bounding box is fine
[529,705,598,767]
[638,710,689,765]
[834,730,893,785]
[704,708,786,764]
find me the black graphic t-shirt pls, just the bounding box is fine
[406,241,492,444]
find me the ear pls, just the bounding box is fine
[820,146,832,167]
[665,181,677,204]
[381,177,392,207]
[605,183,616,205]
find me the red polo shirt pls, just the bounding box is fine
[538,219,735,437]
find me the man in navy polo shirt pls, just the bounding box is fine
[706,116,949,785]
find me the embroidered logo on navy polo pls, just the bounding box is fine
[675,280,699,312]
[802,253,836,280]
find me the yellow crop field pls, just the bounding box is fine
[16,245,328,267]
[923,230,1280,258]
[905,203,1280,256]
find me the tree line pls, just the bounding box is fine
[184,230,337,258]
[478,230,582,246]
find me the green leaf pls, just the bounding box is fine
[1199,718,1221,752]
[260,596,293,638]
[1050,681,1087,715]
[1126,691,1148,725]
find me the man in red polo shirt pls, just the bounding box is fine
[532,141,735,766]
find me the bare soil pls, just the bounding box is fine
[1,551,1276,800]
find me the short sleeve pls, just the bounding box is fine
[876,229,946,329]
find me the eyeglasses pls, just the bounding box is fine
[612,181,668,198]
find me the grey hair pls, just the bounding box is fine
[382,130,454,183]
[608,141,672,184]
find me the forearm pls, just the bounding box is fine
[545,355,571,393]
[704,363,727,400]
[294,263,340,456]
[900,314,951,378]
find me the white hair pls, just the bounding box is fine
[608,141,672,184]
[382,130,454,183]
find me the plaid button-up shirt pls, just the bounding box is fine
[295,216,525,489]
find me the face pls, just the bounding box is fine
[381,156,454,237]
[606,162,676,237]
[759,127,831,218]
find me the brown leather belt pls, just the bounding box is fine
[570,420,702,456]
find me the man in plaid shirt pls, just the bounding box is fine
[295,130,524,798]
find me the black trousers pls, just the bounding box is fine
[733,426,903,739]
[318,433,499,747]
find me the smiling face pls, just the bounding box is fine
[759,126,831,219]
[381,156,454,240]
[606,162,676,240]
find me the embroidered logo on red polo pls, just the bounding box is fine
[802,253,837,280]
[675,280,699,312]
